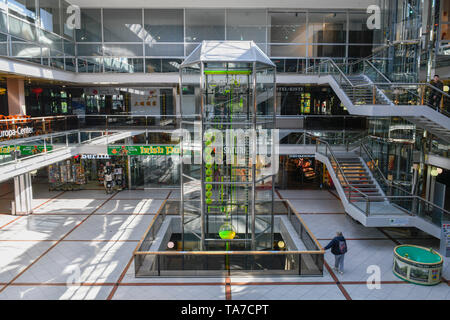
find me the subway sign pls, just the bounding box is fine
[108,145,180,156]
[0,145,53,155]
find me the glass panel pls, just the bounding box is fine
[65,57,76,71]
[143,9,183,42]
[308,12,347,43]
[104,57,144,73]
[348,45,373,58]
[8,0,36,22]
[0,11,7,33]
[226,9,266,42]
[103,44,143,57]
[269,11,306,43]
[309,44,345,57]
[77,57,102,72]
[64,40,75,56]
[348,11,377,44]
[9,15,36,41]
[11,38,41,57]
[161,59,182,72]
[76,9,101,42]
[103,9,144,42]
[185,43,199,56]
[49,57,64,69]
[185,9,225,42]
[285,59,298,72]
[145,58,161,72]
[145,43,183,57]
[60,0,74,39]
[39,0,61,34]
[269,45,306,57]
[76,43,102,56]
[0,32,7,55]
[38,29,63,56]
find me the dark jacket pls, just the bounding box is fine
[324,236,347,255]
[431,80,444,98]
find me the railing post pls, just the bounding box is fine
[420,85,425,105]
[365,198,370,216]
[372,85,376,104]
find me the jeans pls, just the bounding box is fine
[334,254,345,272]
[433,95,442,110]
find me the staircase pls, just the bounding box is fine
[403,116,450,143]
[341,75,391,106]
[331,155,384,203]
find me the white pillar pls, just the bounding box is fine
[13,173,33,215]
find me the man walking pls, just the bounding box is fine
[430,75,444,111]
[324,231,347,275]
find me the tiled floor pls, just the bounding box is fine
[0,187,448,300]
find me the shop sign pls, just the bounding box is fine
[0,145,53,155]
[0,127,34,139]
[108,145,180,156]
[81,154,110,160]
[84,87,119,96]
[130,88,160,115]
[277,87,304,92]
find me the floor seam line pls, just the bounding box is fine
[106,190,173,300]
[323,261,352,300]
[0,191,118,295]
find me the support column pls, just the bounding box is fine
[13,173,33,215]
[7,78,26,116]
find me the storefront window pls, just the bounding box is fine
[130,155,180,188]
[277,85,346,115]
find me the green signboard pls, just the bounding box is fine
[0,145,53,155]
[108,145,180,156]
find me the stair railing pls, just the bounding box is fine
[311,133,371,215]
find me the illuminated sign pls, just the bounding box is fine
[0,145,53,155]
[0,127,34,139]
[108,145,180,156]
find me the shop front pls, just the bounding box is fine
[47,154,128,191]
[108,145,180,189]
[278,155,322,189]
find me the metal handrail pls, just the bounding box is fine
[358,141,411,196]
[305,58,354,87]
[309,133,368,201]
[363,60,392,83]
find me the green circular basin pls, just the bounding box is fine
[393,245,443,286]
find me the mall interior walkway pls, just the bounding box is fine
[0,186,448,300]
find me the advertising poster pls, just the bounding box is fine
[0,145,53,155]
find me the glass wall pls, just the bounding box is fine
[0,0,75,69]
[0,6,384,73]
